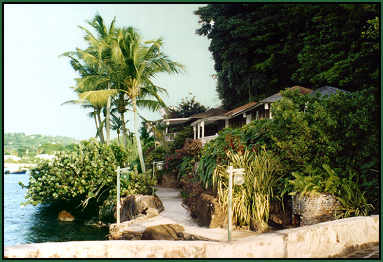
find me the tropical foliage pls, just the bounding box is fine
[20,139,155,222]
[189,88,378,231]
[166,95,207,119]
[195,4,379,109]
[62,15,184,172]
[213,149,282,232]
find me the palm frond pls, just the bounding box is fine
[61,99,89,106]
[79,89,118,107]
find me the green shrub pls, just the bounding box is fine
[197,128,245,189]
[20,139,155,222]
[169,126,193,151]
[271,88,379,212]
[144,145,167,166]
[164,138,202,181]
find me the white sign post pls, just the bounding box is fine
[227,166,245,242]
[116,166,121,225]
[116,166,130,225]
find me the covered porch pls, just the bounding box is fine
[191,115,228,146]
[163,118,191,142]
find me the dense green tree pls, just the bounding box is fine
[166,95,207,118]
[195,4,379,109]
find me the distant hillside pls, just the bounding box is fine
[4,133,79,157]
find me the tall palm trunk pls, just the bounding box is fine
[118,93,128,148]
[132,96,146,172]
[96,110,105,143]
[93,112,99,138]
[105,82,112,144]
[120,112,128,148]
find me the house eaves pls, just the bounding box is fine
[162,118,191,126]
[189,107,228,126]
[225,101,258,118]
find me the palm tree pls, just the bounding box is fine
[110,108,129,144]
[64,15,183,172]
[60,48,109,144]
[72,15,119,144]
[110,27,184,172]
[62,98,106,143]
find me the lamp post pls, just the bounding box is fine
[152,161,164,195]
[116,166,130,224]
[227,166,245,242]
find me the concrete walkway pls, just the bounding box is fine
[111,187,258,241]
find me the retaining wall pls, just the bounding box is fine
[4,215,379,258]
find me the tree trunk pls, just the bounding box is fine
[105,82,111,145]
[117,129,120,145]
[132,96,146,173]
[96,110,105,144]
[93,112,99,138]
[119,93,128,148]
[120,111,128,148]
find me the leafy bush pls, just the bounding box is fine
[164,138,202,180]
[144,145,167,165]
[20,139,156,222]
[169,126,194,151]
[271,88,379,212]
[197,128,245,189]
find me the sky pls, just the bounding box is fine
[4,4,219,140]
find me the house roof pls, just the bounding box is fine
[225,101,257,117]
[163,118,191,126]
[310,86,349,97]
[189,107,227,119]
[260,86,313,104]
[189,107,228,126]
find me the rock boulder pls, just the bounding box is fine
[193,193,226,228]
[118,194,164,223]
[58,210,75,222]
[141,224,185,240]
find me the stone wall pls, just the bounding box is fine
[5,215,378,258]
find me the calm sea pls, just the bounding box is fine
[4,173,109,246]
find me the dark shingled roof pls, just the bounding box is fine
[260,86,313,103]
[310,86,349,97]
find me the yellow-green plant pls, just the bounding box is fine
[213,148,281,232]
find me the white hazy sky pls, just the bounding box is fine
[4,4,219,140]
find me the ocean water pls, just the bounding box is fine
[4,173,109,246]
